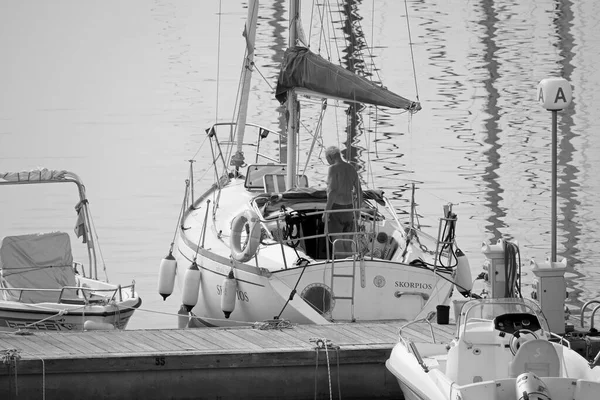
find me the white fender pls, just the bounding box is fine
[177,304,189,329]
[454,248,473,296]
[230,209,261,262]
[84,320,116,331]
[221,269,237,318]
[182,261,201,312]
[158,251,177,300]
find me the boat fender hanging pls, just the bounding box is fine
[182,261,201,312]
[158,251,177,300]
[84,320,116,331]
[177,304,190,329]
[230,209,261,262]
[221,269,237,319]
[454,248,473,296]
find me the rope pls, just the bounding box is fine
[2,349,21,396]
[504,241,522,298]
[252,319,295,330]
[310,337,341,400]
[136,306,289,328]
[25,352,46,400]
[314,343,319,400]
[215,0,222,122]
[17,309,67,332]
[403,0,420,101]
[324,342,332,400]
[253,64,274,92]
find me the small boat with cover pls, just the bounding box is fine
[0,168,141,331]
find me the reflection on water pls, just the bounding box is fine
[0,0,599,329]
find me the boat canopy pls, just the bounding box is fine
[0,232,77,303]
[275,46,421,111]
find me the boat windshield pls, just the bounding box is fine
[457,298,551,338]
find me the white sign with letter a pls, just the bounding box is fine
[538,77,572,110]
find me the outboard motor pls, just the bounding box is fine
[516,372,552,400]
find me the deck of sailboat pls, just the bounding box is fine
[0,319,456,399]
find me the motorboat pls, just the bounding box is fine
[0,168,141,331]
[386,297,600,400]
[159,0,473,328]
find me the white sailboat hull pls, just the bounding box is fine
[173,181,456,327]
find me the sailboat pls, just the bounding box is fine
[160,0,472,327]
[0,168,141,331]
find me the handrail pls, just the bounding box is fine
[549,331,571,348]
[591,305,600,330]
[580,300,600,328]
[0,284,136,304]
[408,340,429,373]
[398,312,437,344]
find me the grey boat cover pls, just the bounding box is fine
[0,232,77,303]
[275,46,421,111]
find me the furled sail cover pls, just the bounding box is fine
[275,46,421,112]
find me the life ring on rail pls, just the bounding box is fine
[230,210,262,262]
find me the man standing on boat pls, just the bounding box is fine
[322,146,362,257]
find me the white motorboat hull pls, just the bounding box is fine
[386,298,600,400]
[0,277,141,331]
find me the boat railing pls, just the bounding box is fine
[258,207,382,262]
[580,300,600,329]
[206,122,283,172]
[190,121,283,208]
[398,311,437,345]
[0,283,136,305]
[549,331,571,349]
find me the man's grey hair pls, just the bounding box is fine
[325,146,341,158]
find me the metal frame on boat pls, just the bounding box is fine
[0,168,141,331]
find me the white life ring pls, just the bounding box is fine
[230,210,262,262]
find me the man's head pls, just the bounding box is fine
[325,146,341,165]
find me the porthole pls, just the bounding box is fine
[301,283,335,315]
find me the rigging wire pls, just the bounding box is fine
[403,0,420,101]
[215,0,222,123]
[253,64,275,92]
[81,204,108,282]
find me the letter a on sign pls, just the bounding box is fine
[537,77,572,110]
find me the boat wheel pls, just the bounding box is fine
[509,328,539,355]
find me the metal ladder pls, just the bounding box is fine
[330,238,357,322]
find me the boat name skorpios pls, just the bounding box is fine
[394,281,433,290]
[216,285,249,302]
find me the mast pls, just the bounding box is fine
[231,0,259,171]
[285,0,299,190]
